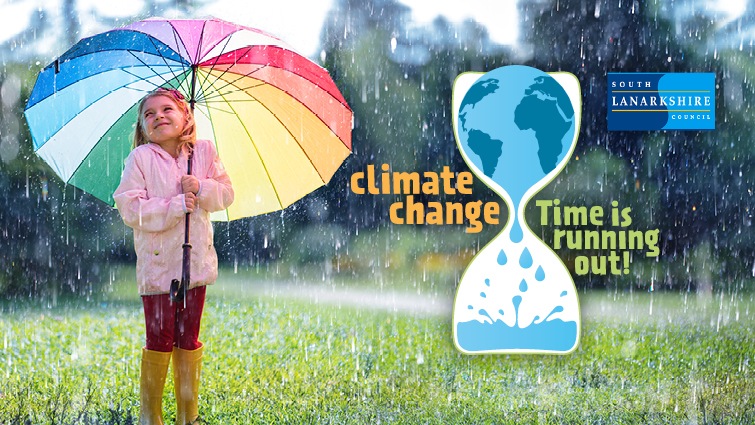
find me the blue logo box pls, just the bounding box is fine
[607,73,715,131]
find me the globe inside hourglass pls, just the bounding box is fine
[452,66,582,354]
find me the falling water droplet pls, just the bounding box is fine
[510,218,523,243]
[468,305,474,310]
[519,279,528,292]
[480,292,487,298]
[535,266,545,281]
[560,291,567,297]
[484,278,490,287]
[519,248,533,268]
[497,250,507,265]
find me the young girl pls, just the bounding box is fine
[113,88,234,425]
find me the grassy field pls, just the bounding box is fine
[1,269,754,424]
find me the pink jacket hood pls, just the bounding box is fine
[114,140,234,295]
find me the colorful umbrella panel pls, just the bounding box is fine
[25,17,352,221]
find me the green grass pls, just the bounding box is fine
[2,276,755,424]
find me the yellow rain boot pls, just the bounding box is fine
[172,343,204,425]
[139,348,172,425]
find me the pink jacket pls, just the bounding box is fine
[114,140,234,295]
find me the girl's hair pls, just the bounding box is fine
[133,88,196,152]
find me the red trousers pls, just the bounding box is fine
[141,285,206,352]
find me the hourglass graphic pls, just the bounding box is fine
[452,66,581,354]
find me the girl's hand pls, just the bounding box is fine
[184,192,196,213]
[181,175,200,195]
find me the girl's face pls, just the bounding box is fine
[142,95,185,148]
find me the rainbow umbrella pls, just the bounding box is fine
[24,17,352,221]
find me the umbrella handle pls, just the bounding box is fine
[171,151,194,304]
[171,68,197,305]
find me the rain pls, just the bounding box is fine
[1,0,755,423]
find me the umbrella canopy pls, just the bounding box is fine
[24,17,352,221]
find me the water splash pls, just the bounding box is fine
[458,296,577,352]
[544,305,564,321]
[535,265,545,281]
[458,303,577,351]
[479,309,494,323]
[497,250,507,265]
[519,279,528,292]
[519,248,533,268]
[512,295,522,327]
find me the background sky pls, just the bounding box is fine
[0,0,519,59]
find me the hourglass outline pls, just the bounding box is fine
[451,68,582,354]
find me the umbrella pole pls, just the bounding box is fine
[171,66,198,306]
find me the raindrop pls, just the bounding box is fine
[480,292,486,298]
[484,278,490,286]
[560,291,567,297]
[519,279,528,292]
[468,305,473,309]
[497,250,507,265]
[535,265,545,281]
[510,219,523,242]
[519,247,533,268]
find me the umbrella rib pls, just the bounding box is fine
[200,102,247,114]
[199,66,268,102]
[119,69,190,102]
[213,85,286,209]
[189,21,209,104]
[35,49,186,96]
[196,30,236,94]
[201,82,267,103]
[207,72,348,153]
[208,59,351,112]
[224,79,328,185]
[201,46,255,96]
[126,51,175,87]
[203,98,263,103]
[149,35,187,89]
[168,20,193,66]
[120,69,167,91]
[164,25,195,95]
[191,103,213,124]
[195,20,208,64]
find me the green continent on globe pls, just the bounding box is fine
[459,78,499,132]
[514,76,574,174]
[466,129,503,177]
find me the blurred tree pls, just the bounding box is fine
[525,0,755,291]
[317,0,516,234]
[0,0,201,300]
